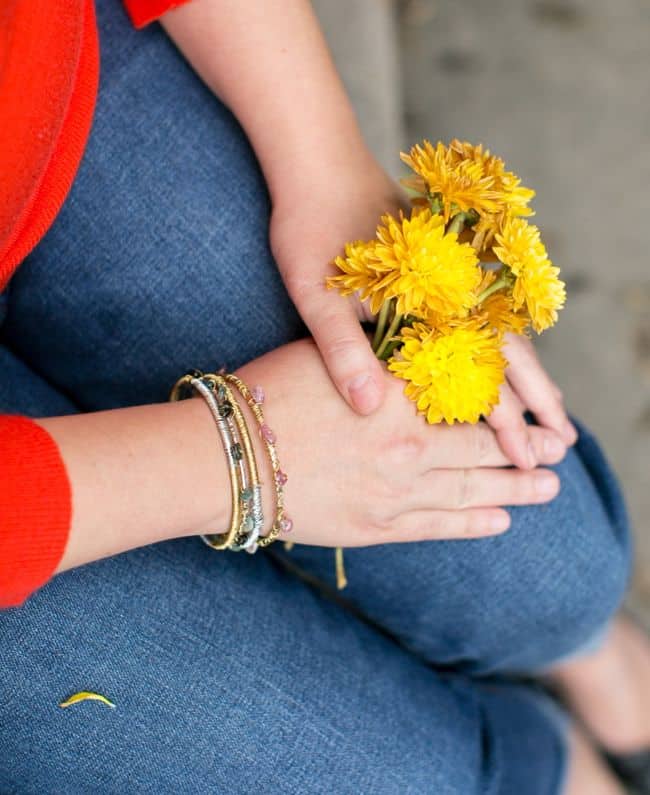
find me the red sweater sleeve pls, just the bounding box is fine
[123,0,194,28]
[0,417,72,609]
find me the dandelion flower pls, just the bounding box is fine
[327,240,388,314]
[401,140,500,221]
[372,208,481,318]
[328,208,481,319]
[494,218,566,332]
[480,293,530,336]
[448,139,535,218]
[388,320,506,424]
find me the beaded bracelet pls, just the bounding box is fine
[220,374,292,547]
[170,371,244,550]
[207,377,263,553]
[170,369,291,552]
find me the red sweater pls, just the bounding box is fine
[0,0,192,608]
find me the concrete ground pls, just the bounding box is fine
[315,0,650,622]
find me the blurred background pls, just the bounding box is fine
[314,0,650,621]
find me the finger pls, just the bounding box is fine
[383,507,512,542]
[420,422,567,470]
[413,466,560,512]
[505,335,578,445]
[286,277,385,415]
[487,382,537,469]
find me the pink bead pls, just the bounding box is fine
[279,517,293,533]
[260,423,276,444]
[252,385,265,404]
[275,470,288,486]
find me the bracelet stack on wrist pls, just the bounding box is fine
[170,369,291,553]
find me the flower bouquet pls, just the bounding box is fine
[327,139,566,587]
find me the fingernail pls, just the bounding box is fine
[543,434,565,458]
[527,441,537,468]
[535,471,559,498]
[348,374,380,414]
[564,420,578,444]
[490,513,511,532]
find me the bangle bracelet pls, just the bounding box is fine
[221,374,292,547]
[170,372,243,550]
[211,377,263,552]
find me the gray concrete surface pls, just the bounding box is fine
[318,0,650,621]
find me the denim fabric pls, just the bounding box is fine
[0,0,633,792]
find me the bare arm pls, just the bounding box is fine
[44,397,229,573]
[160,0,375,204]
[35,340,562,584]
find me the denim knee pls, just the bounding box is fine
[426,431,631,672]
[281,425,632,675]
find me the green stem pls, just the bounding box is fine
[429,193,443,215]
[372,300,391,352]
[375,310,403,360]
[447,212,467,236]
[477,269,511,303]
[378,338,401,361]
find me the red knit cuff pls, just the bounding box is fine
[0,416,72,609]
[123,0,194,28]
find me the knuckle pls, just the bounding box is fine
[454,468,473,509]
[455,512,474,538]
[322,333,361,364]
[431,513,453,538]
[282,269,317,303]
[473,425,494,464]
[385,432,427,467]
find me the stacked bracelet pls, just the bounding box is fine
[212,378,263,552]
[169,369,291,553]
[221,374,292,548]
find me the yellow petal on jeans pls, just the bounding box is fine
[59,691,115,709]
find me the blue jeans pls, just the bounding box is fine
[0,1,632,792]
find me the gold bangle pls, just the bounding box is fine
[222,374,291,547]
[169,371,243,550]
[212,376,264,551]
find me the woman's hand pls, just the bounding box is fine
[270,164,407,417]
[271,178,576,474]
[45,337,566,576]
[486,334,578,470]
[238,338,565,547]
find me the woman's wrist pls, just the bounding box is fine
[46,397,232,573]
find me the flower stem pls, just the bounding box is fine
[379,338,401,361]
[372,300,391,352]
[335,547,347,590]
[447,213,466,236]
[429,193,443,215]
[447,209,479,236]
[477,269,511,303]
[375,309,403,360]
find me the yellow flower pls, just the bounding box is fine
[372,208,481,317]
[480,293,530,336]
[328,208,481,318]
[473,267,529,335]
[327,240,388,314]
[448,139,535,218]
[401,139,536,252]
[401,140,500,221]
[388,320,506,424]
[493,218,566,332]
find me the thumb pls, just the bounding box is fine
[299,288,386,415]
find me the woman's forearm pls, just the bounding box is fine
[40,398,231,573]
[160,0,377,203]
